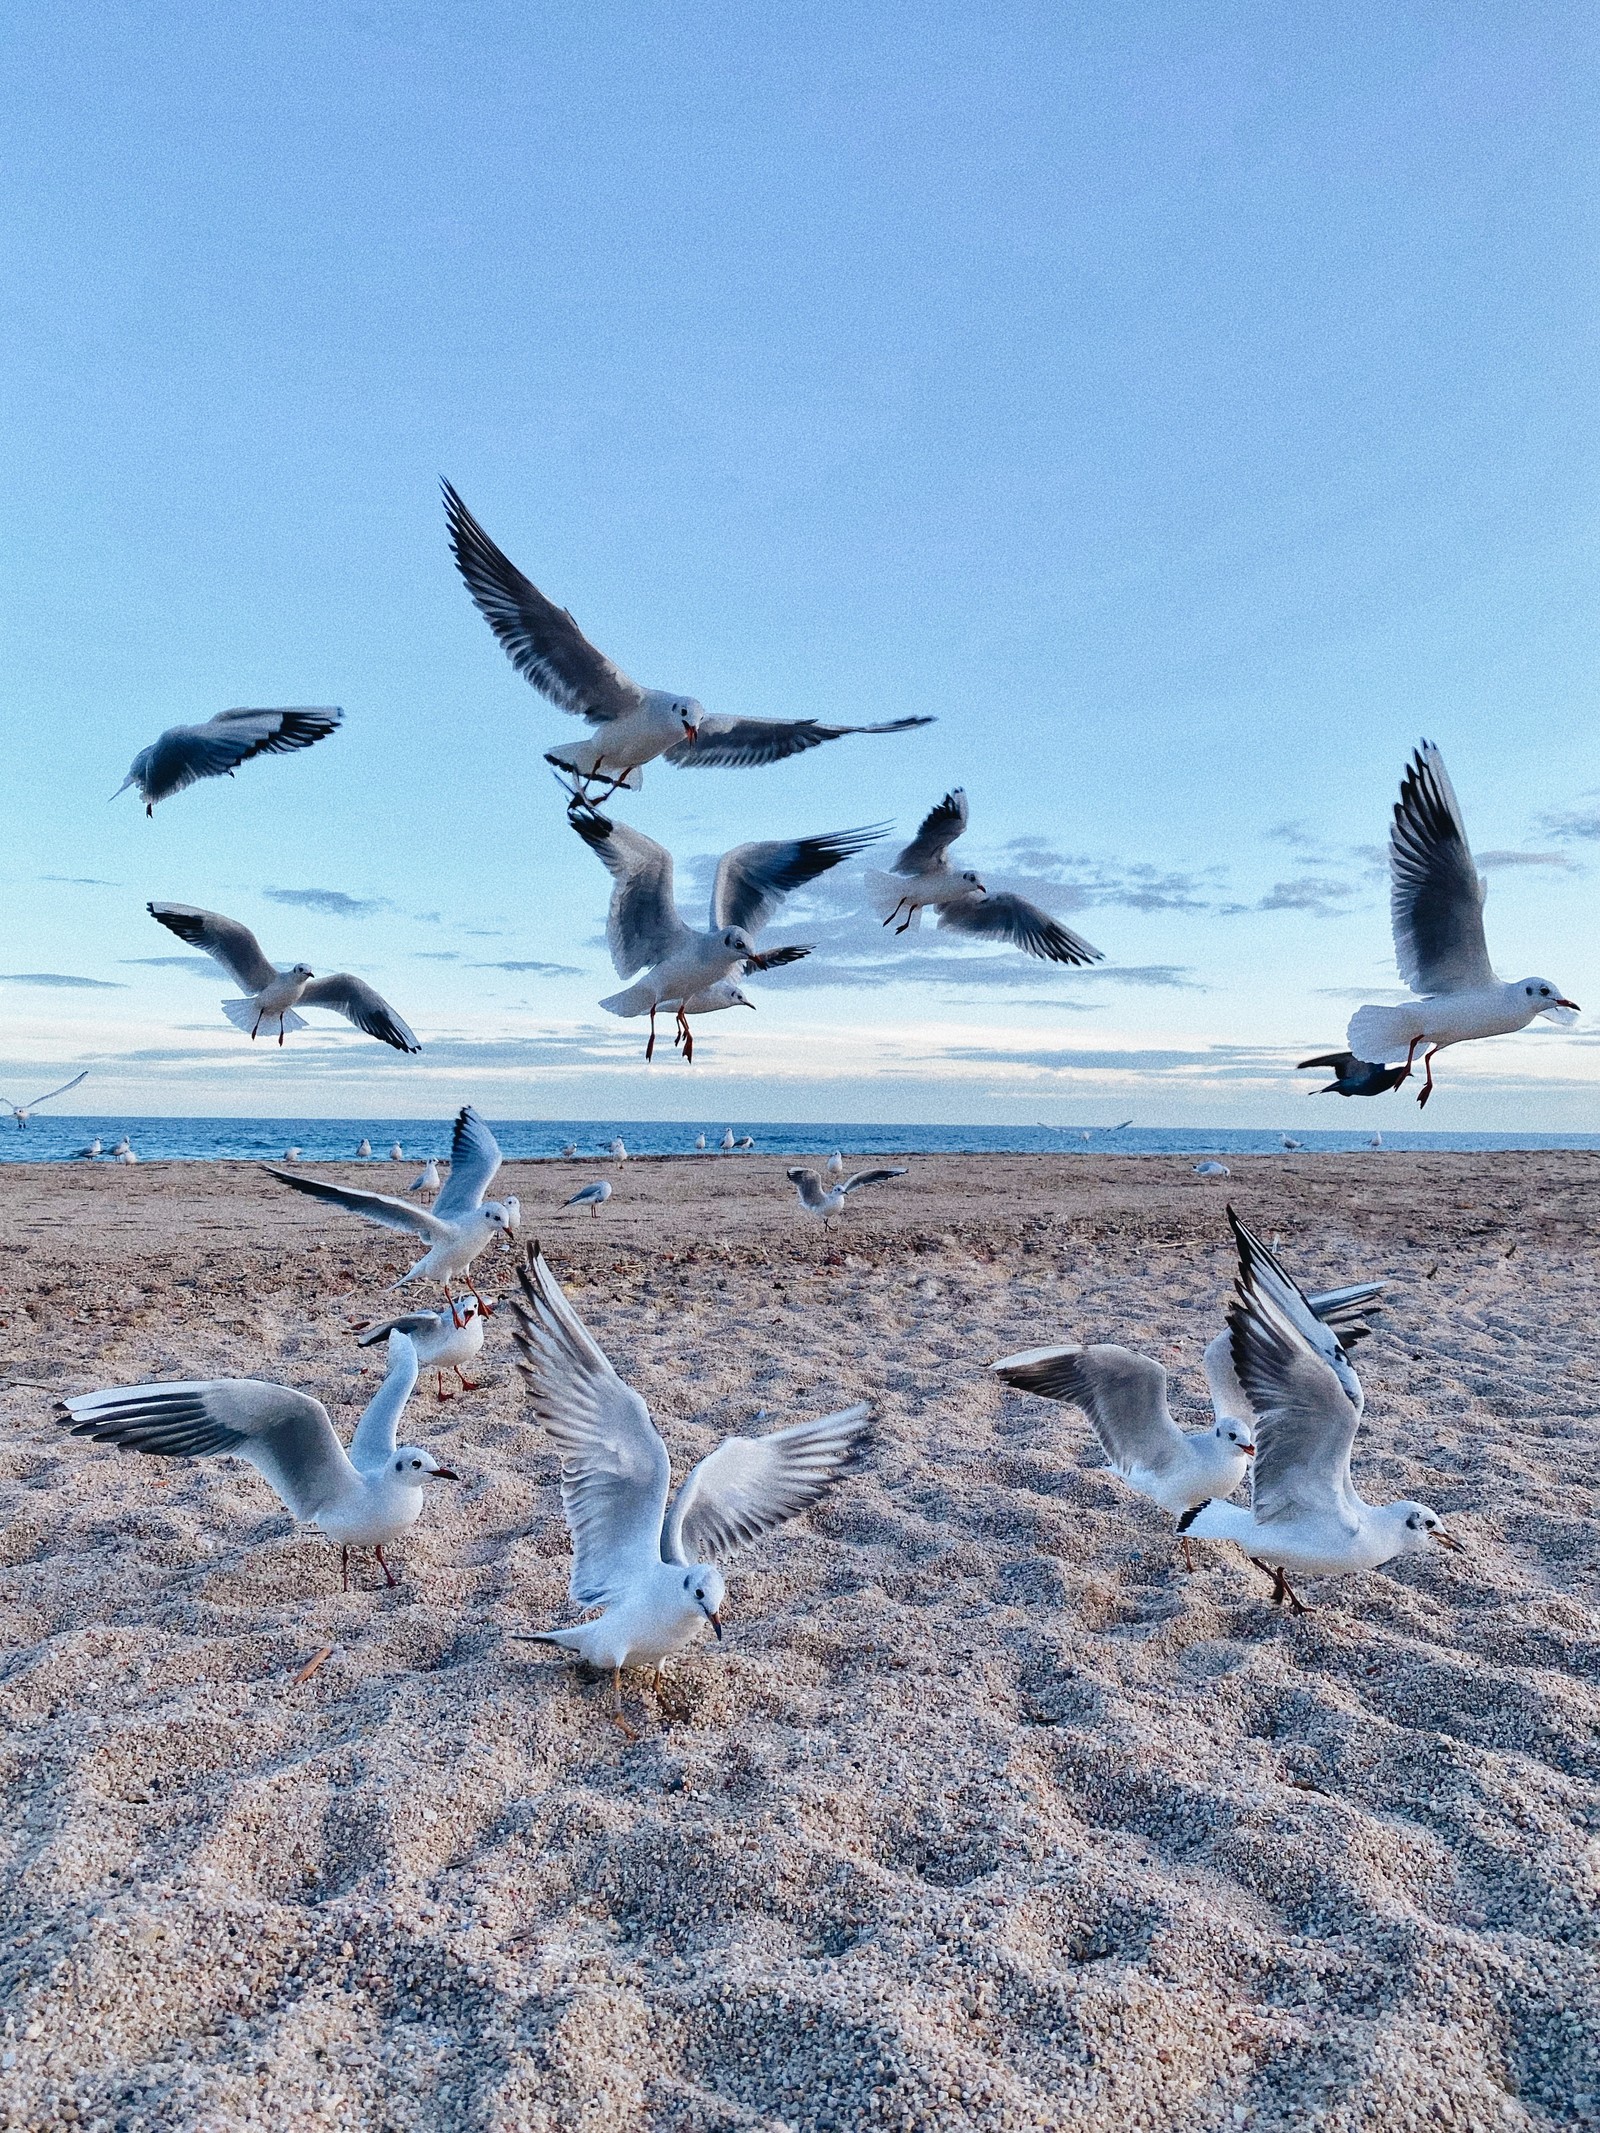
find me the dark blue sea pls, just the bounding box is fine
[4,1117,1598,1164]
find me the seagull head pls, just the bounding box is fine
[682,1564,726,1637]
[721,926,759,961]
[1519,978,1580,1025]
[675,696,704,743]
[392,1447,460,1484]
[291,963,315,980]
[1213,1420,1255,1458]
[1397,1502,1463,1555]
[961,870,984,891]
[726,985,755,1010]
[487,1196,521,1238]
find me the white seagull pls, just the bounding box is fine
[560,1142,579,1158]
[573,808,884,1059]
[1194,1160,1230,1179]
[389,1143,405,1161]
[1280,1135,1303,1152]
[720,1129,736,1151]
[786,1164,907,1228]
[410,1159,443,1197]
[283,1147,302,1162]
[826,1150,844,1177]
[868,790,1102,966]
[4,1071,88,1129]
[116,1147,139,1164]
[1346,742,1579,1105]
[609,1137,629,1162]
[358,1296,487,1402]
[509,1250,871,1734]
[694,1134,707,1152]
[148,904,420,1053]
[60,1331,458,1590]
[666,976,757,1052]
[356,1138,372,1158]
[269,1106,520,1313]
[442,481,931,805]
[74,1137,103,1160]
[110,1137,131,1158]
[114,706,342,815]
[565,1179,613,1219]
[1179,1212,1461,1607]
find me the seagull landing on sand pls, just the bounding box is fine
[358,1296,487,1403]
[565,1179,612,1219]
[573,807,885,1060]
[1345,743,1578,1105]
[4,1071,88,1128]
[269,1106,519,1315]
[507,1250,871,1736]
[148,904,419,1053]
[787,1164,906,1229]
[115,707,341,814]
[1298,1051,1412,1099]
[1179,1209,1461,1608]
[442,481,931,807]
[867,790,1102,966]
[60,1331,457,1591]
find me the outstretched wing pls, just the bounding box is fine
[569,810,690,976]
[266,1168,449,1241]
[662,1404,872,1565]
[510,1250,671,1606]
[441,479,644,725]
[21,1070,89,1109]
[992,1343,1190,1481]
[135,710,341,807]
[1228,1273,1361,1531]
[1227,1208,1364,1414]
[893,789,968,875]
[59,1379,349,1520]
[786,1166,825,1207]
[432,1105,503,1220]
[841,1167,907,1195]
[937,892,1102,967]
[299,974,421,1053]
[148,904,278,993]
[1389,741,1495,994]
[711,825,887,936]
[664,714,933,770]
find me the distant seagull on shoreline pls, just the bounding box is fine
[442,480,931,807]
[3,1071,88,1128]
[868,790,1103,966]
[1298,1050,1411,1099]
[410,1159,442,1197]
[1193,1160,1230,1180]
[787,1164,906,1228]
[826,1150,844,1176]
[565,1179,612,1219]
[356,1138,372,1158]
[609,1138,629,1162]
[115,707,341,814]
[720,1129,736,1151]
[74,1137,103,1160]
[148,904,420,1053]
[390,1143,404,1161]
[1344,743,1578,1105]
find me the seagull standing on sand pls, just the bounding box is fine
[609,1138,629,1162]
[410,1159,442,1198]
[560,1142,578,1158]
[75,1138,103,1160]
[269,1106,520,1314]
[1179,1211,1461,1608]
[442,481,932,806]
[1344,742,1579,1105]
[60,1331,458,1591]
[390,1143,404,1161]
[148,905,420,1053]
[508,1250,872,1735]
[694,1134,707,1152]
[786,1164,907,1229]
[572,808,884,1060]
[868,791,1103,966]
[565,1179,613,1219]
[1194,1161,1230,1180]
[114,707,342,814]
[110,1137,131,1158]
[117,1148,139,1164]
[358,1297,487,1402]
[4,1072,88,1128]
[1298,1051,1412,1099]
[826,1151,844,1177]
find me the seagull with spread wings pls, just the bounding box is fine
[114,707,342,814]
[867,789,1103,966]
[1345,743,1579,1105]
[786,1163,907,1228]
[3,1071,88,1128]
[572,807,885,1059]
[508,1249,871,1735]
[148,903,420,1053]
[269,1106,520,1313]
[442,480,931,805]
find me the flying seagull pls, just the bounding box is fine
[508,1249,871,1735]
[442,480,932,805]
[3,1071,88,1128]
[1345,743,1578,1105]
[786,1164,907,1228]
[147,903,420,1052]
[59,1331,457,1591]
[115,707,342,814]
[1297,1050,1411,1099]
[572,808,884,1059]
[867,790,1103,965]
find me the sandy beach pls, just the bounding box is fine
[2,1148,1598,2131]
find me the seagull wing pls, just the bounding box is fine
[22,1070,89,1108]
[564,1182,606,1206]
[840,1167,907,1194]
[1389,741,1496,994]
[711,824,888,935]
[511,1252,671,1605]
[59,1380,352,1520]
[786,1166,826,1207]
[355,1312,441,1346]
[937,892,1103,966]
[136,711,341,806]
[1227,1207,1364,1413]
[266,1169,450,1241]
[147,904,278,993]
[662,1404,871,1565]
[441,480,644,725]
[1305,1280,1386,1330]
[1228,1274,1361,1531]
[893,789,968,875]
[431,1105,503,1219]
[298,974,421,1053]
[347,1333,420,1469]
[569,810,691,976]
[663,714,933,770]
[992,1343,1190,1481]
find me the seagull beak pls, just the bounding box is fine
[428,1466,460,1482]
[705,1608,723,1639]
[1239,1443,1256,1457]
[1431,1528,1465,1552]
[1556,998,1580,1011]
[739,999,756,1009]
[683,718,698,742]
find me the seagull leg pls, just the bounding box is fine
[1180,1536,1196,1572]
[464,1274,489,1311]
[435,1371,452,1401]
[454,1366,478,1391]
[374,1545,398,1589]
[342,1545,351,1592]
[676,1008,694,1063]
[445,1287,465,1328]
[1273,1568,1307,1613]
[646,1005,657,1063]
[1416,1046,1440,1108]
[277,1018,286,1047]
[610,1668,640,1742]
[894,905,918,935]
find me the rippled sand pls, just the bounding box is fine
[1,1149,1597,2130]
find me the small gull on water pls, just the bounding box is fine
[114,707,342,814]
[148,904,420,1053]
[74,1138,102,1160]
[356,1138,372,1158]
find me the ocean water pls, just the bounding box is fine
[4,1116,1599,1164]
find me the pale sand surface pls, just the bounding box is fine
[1,1150,1598,2132]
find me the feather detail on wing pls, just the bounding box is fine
[1389,741,1495,994]
[663,715,932,769]
[431,1105,503,1219]
[147,904,279,993]
[936,892,1102,966]
[661,1404,872,1565]
[58,1379,350,1520]
[265,1169,449,1241]
[992,1342,1188,1480]
[298,974,420,1052]
[569,810,691,976]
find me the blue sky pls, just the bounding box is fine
[2,2,1595,1125]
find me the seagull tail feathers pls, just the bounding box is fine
[1346,1003,1422,1065]
[864,869,921,926]
[599,980,656,1017]
[222,998,307,1035]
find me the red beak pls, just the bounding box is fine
[1557,998,1580,1011]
